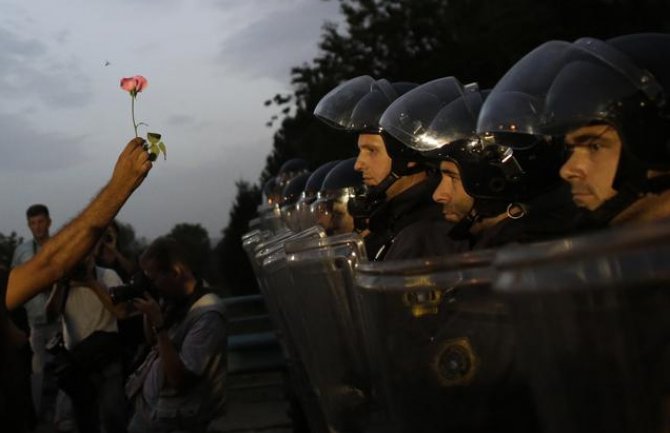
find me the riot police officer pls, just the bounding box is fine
[314,76,448,259]
[478,33,670,228]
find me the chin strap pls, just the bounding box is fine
[348,172,400,231]
[448,199,527,240]
[448,207,479,240]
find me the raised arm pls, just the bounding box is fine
[6,138,152,310]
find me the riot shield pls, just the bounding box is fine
[253,225,326,343]
[354,250,539,433]
[494,220,670,433]
[256,202,288,234]
[282,233,370,432]
[256,226,330,433]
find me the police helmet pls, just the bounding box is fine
[277,158,309,188]
[280,172,311,231]
[312,158,363,234]
[314,75,424,177]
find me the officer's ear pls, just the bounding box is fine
[407,161,417,168]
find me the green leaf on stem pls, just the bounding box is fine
[147,132,161,144]
[158,141,167,160]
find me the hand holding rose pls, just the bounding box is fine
[120,75,166,161]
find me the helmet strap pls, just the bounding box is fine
[448,207,479,240]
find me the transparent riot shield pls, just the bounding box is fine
[248,216,261,231]
[354,250,539,433]
[253,225,326,341]
[257,226,330,433]
[282,233,370,432]
[494,220,670,433]
[257,202,288,234]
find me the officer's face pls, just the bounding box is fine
[331,199,354,234]
[560,124,620,211]
[432,161,474,223]
[28,214,51,241]
[354,134,392,187]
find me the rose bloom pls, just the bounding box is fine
[120,75,148,94]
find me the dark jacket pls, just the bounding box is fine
[472,183,582,250]
[364,176,444,261]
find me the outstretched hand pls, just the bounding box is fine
[111,137,153,193]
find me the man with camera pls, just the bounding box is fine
[127,237,227,433]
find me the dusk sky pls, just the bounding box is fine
[0,0,340,241]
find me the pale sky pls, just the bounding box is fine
[0,0,340,241]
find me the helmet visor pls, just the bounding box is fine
[477,40,577,135]
[314,76,398,132]
[380,77,477,153]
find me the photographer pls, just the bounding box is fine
[127,237,227,433]
[95,220,138,283]
[46,253,129,433]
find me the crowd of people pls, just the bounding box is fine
[1,140,228,433]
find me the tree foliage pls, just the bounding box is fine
[116,220,146,261]
[216,180,261,296]
[0,231,22,269]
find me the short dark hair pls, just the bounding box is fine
[26,204,49,219]
[141,236,189,273]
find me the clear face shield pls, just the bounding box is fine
[478,38,664,138]
[311,187,357,235]
[294,191,318,231]
[314,75,401,133]
[380,77,478,153]
[280,202,301,232]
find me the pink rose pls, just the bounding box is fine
[120,75,148,94]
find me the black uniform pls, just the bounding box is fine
[364,177,445,261]
[472,184,583,250]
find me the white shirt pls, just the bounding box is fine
[12,240,51,326]
[62,267,123,350]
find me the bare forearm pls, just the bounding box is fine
[6,138,151,310]
[7,182,131,310]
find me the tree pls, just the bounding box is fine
[216,180,261,296]
[168,223,212,280]
[0,231,22,269]
[115,220,146,262]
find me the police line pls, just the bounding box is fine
[242,215,670,433]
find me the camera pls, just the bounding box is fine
[109,272,154,304]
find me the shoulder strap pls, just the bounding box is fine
[169,293,226,350]
[57,279,71,315]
